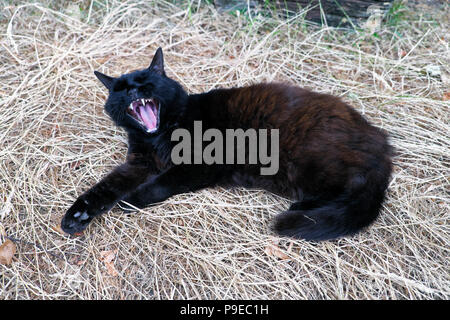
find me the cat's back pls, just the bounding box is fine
[225,81,391,169]
[205,82,388,153]
[223,82,364,130]
[199,82,391,198]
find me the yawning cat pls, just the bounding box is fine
[61,48,392,241]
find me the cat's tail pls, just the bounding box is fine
[272,169,391,241]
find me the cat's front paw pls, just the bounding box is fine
[61,196,95,235]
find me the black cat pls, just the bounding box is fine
[61,48,392,241]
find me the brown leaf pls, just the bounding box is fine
[443,91,450,101]
[264,240,289,260]
[0,239,16,265]
[398,49,407,59]
[51,224,83,237]
[96,57,109,64]
[51,224,66,235]
[99,249,118,276]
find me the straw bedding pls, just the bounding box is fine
[0,0,448,299]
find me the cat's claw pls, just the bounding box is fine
[61,197,94,235]
[73,211,90,220]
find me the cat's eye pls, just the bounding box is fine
[113,80,128,92]
[135,75,146,84]
[144,83,154,90]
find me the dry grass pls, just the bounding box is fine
[0,0,448,299]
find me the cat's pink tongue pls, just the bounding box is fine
[139,104,157,131]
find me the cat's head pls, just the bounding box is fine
[94,48,188,135]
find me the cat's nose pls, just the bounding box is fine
[128,88,139,99]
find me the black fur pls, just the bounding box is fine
[61,48,392,241]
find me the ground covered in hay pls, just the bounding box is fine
[0,0,448,299]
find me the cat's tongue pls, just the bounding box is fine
[139,103,157,131]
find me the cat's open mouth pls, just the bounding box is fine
[127,98,160,133]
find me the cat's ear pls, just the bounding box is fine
[148,47,165,76]
[94,71,115,91]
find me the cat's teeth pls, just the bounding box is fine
[129,103,133,110]
[141,98,145,106]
